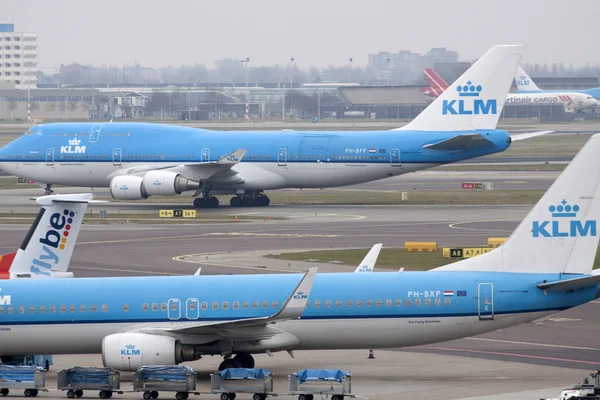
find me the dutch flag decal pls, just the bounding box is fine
[443,290,454,296]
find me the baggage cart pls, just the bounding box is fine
[288,369,353,400]
[57,367,122,399]
[210,368,275,400]
[133,365,198,400]
[0,365,46,397]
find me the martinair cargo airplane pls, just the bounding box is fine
[422,67,599,113]
[0,193,97,279]
[0,46,549,209]
[515,65,600,100]
[0,134,600,372]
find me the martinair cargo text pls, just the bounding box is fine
[423,67,599,112]
[0,46,548,209]
[0,132,600,373]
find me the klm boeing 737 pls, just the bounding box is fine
[0,133,599,373]
[0,46,548,209]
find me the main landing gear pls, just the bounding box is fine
[230,192,270,208]
[218,353,255,371]
[193,186,219,209]
[43,183,54,195]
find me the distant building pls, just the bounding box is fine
[0,24,38,90]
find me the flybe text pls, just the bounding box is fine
[532,220,597,238]
[442,100,497,115]
[30,211,67,276]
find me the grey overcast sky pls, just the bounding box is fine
[4,0,599,69]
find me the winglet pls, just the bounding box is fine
[273,267,318,320]
[194,267,202,276]
[354,243,382,273]
[216,149,247,165]
[510,131,553,142]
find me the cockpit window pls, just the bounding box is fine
[24,128,34,136]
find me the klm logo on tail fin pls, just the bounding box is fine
[442,81,497,115]
[30,209,75,276]
[517,75,530,87]
[533,200,597,238]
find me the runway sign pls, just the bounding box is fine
[488,237,508,248]
[159,210,196,218]
[462,247,493,258]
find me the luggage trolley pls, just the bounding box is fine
[57,367,122,399]
[288,369,353,400]
[133,365,199,400]
[210,368,275,400]
[0,365,46,397]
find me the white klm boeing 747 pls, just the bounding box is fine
[0,45,548,209]
[0,132,599,372]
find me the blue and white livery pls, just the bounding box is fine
[515,65,600,104]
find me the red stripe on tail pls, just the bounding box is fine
[423,69,449,92]
[0,253,16,279]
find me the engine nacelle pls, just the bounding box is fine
[102,333,191,371]
[109,176,148,200]
[142,171,200,197]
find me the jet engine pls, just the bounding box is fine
[109,172,200,200]
[102,333,200,371]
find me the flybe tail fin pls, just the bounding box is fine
[8,193,103,278]
[434,134,600,275]
[514,65,540,91]
[396,45,524,131]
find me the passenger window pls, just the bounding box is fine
[435,298,441,306]
[189,302,196,310]
[50,306,56,313]
[386,299,392,307]
[223,302,229,310]
[200,302,207,311]
[123,304,129,312]
[272,301,279,309]
[366,299,373,308]
[444,298,451,306]
[252,301,258,309]
[356,300,363,308]
[395,299,402,307]
[336,300,343,308]
[40,306,46,313]
[325,300,332,308]
[376,299,382,307]
[405,299,411,307]
[262,301,268,309]
[243,302,249,309]
[314,300,321,308]
[152,303,158,311]
[142,303,149,311]
[7,306,14,314]
[212,302,219,310]
[60,305,66,313]
[19,306,25,314]
[0,306,4,314]
[347,300,353,307]
[415,299,421,306]
[29,306,35,313]
[425,298,431,306]
[102,304,108,312]
[233,301,239,310]
[80,305,86,312]
[91,305,97,312]
[161,303,167,311]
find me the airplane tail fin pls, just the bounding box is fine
[423,68,448,96]
[434,134,600,275]
[354,243,382,273]
[8,193,103,278]
[396,45,524,131]
[515,65,540,91]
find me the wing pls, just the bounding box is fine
[537,274,600,292]
[423,134,494,151]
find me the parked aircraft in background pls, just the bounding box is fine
[515,65,600,100]
[0,193,100,279]
[354,243,382,273]
[422,67,599,113]
[0,133,600,372]
[0,46,549,209]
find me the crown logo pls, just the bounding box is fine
[456,80,482,97]
[68,138,81,146]
[549,199,579,218]
[125,344,136,349]
[520,75,527,80]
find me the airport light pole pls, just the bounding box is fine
[348,58,353,84]
[242,57,250,122]
[289,57,295,118]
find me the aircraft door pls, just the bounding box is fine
[167,298,181,320]
[478,283,494,320]
[89,124,102,143]
[45,148,54,166]
[201,148,210,162]
[391,148,401,166]
[186,298,199,320]
[278,148,288,166]
[112,148,122,166]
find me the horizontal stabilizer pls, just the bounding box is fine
[32,193,105,206]
[537,274,600,292]
[510,131,553,142]
[423,134,494,150]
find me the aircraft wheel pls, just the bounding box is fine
[230,197,242,208]
[218,358,242,371]
[263,196,270,207]
[193,198,206,209]
[242,196,253,207]
[234,353,255,368]
[209,196,219,208]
